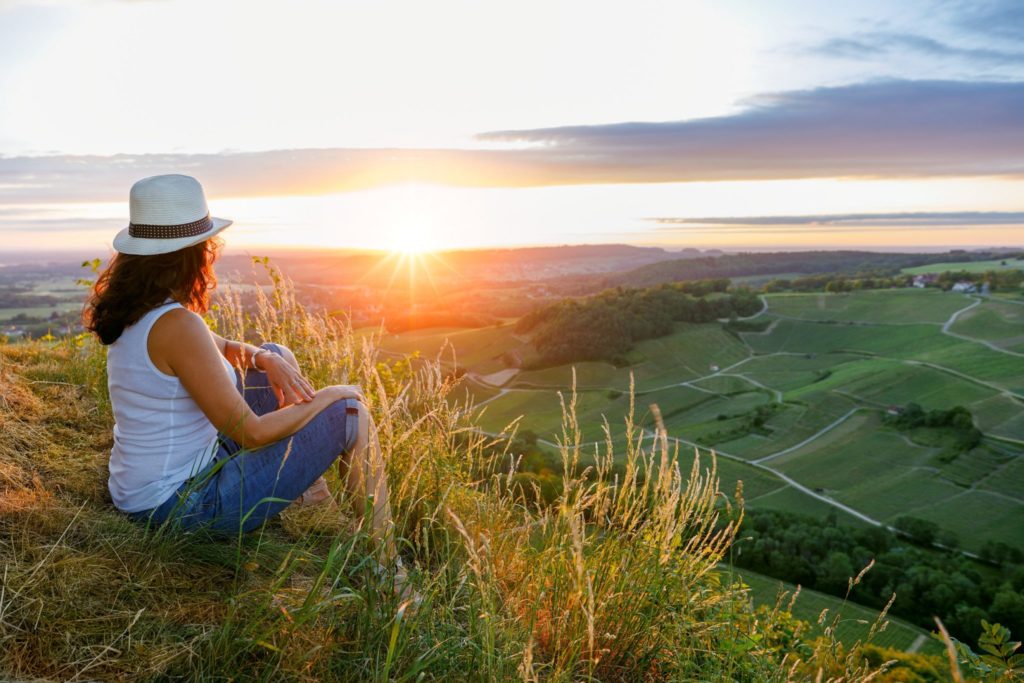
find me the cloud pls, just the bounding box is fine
[0,80,1021,205]
[806,1,1024,74]
[648,211,1024,227]
[0,148,555,204]
[949,0,1024,43]
[476,80,1024,180]
[811,32,1024,67]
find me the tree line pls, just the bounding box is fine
[761,273,912,293]
[930,267,1024,291]
[732,509,1024,644]
[607,249,1020,289]
[759,265,1023,294]
[516,281,761,367]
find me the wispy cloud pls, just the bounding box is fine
[949,0,1024,43]
[648,211,1024,227]
[1,80,1021,205]
[811,32,1024,67]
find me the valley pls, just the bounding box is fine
[384,288,1024,554]
[378,284,1024,647]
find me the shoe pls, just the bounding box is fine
[296,476,334,508]
[393,558,423,611]
[372,558,423,612]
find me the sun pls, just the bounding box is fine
[388,220,435,255]
[394,240,431,256]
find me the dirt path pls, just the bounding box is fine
[717,295,768,323]
[476,368,519,387]
[752,408,863,464]
[942,296,981,333]
[941,296,1024,358]
[718,372,783,402]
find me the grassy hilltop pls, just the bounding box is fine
[0,271,1006,682]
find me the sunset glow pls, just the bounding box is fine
[0,0,1020,254]
[387,221,436,256]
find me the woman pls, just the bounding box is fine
[84,174,400,571]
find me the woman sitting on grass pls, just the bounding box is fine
[84,174,405,582]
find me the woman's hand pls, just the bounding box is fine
[260,353,317,407]
[319,384,367,405]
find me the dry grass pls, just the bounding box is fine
[0,263,900,681]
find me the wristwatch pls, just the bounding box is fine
[250,347,272,370]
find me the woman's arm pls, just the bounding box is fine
[209,331,315,406]
[210,332,264,370]
[151,309,353,448]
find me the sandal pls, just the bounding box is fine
[372,558,423,612]
[295,476,334,508]
[394,568,423,613]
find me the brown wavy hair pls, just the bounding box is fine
[84,238,222,345]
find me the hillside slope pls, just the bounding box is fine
[0,285,957,681]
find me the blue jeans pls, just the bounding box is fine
[129,343,359,534]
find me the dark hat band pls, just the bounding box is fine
[128,214,213,239]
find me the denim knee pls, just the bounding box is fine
[320,398,360,454]
[260,342,287,357]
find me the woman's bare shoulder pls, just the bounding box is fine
[150,306,211,347]
[148,307,218,375]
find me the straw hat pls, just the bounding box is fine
[112,174,232,255]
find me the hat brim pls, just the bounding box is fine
[112,217,233,255]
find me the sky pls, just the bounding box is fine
[0,0,1022,255]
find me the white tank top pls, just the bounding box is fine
[106,301,235,513]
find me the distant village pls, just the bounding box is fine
[1,310,82,342]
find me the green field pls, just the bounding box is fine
[729,271,807,286]
[381,287,1024,653]
[0,275,84,323]
[716,396,856,460]
[760,411,1024,550]
[0,302,81,321]
[744,319,1024,395]
[392,288,1024,556]
[512,323,749,392]
[978,454,1024,500]
[902,258,1024,275]
[378,324,535,375]
[25,275,82,296]
[764,289,968,324]
[951,299,1024,349]
[726,567,941,654]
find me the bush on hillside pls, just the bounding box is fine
[516,282,761,367]
[886,403,982,461]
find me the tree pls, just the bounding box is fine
[938,530,961,551]
[894,516,939,546]
[989,585,1024,635]
[819,551,855,594]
